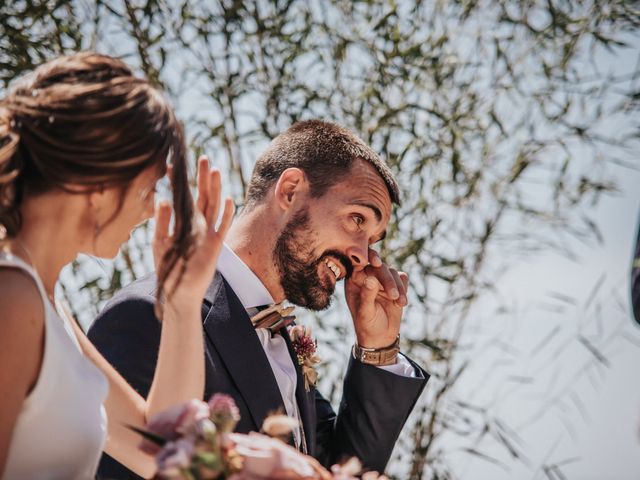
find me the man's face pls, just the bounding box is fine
[273,160,392,310]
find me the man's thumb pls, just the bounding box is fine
[357,276,380,319]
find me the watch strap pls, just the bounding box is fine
[353,336,400,366]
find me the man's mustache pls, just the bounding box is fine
[317,250,354,280]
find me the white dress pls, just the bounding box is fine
[1,251,108,480]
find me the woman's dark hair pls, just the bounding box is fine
[0,52,195,317]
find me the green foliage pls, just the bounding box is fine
[2,1,639,478]
[0,1,83,86]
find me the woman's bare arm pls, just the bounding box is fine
[0,270,45,476]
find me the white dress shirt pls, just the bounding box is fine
[216,244,416,446]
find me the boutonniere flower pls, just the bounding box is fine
[288,325,321,392]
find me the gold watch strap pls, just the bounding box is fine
[353,336,400,366]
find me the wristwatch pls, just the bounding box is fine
[353,336,400,366]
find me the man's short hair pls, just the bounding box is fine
[244,120,400,209]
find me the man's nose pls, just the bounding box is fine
[346,242,368,272]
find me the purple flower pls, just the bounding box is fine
[288,325,317,362]
[287,325,321,391]
[142,400,210,455]
[156,438,195,476]
[208,393,241,433]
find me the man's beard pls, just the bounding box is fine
[273,208,353,311]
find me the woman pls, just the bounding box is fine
[0,52,234,478]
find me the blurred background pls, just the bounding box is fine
[2,1,639,478]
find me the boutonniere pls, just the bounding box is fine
[288,325,321,392]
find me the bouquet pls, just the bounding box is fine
[135,394,388,480]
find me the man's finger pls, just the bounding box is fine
[368,263,399,300]
[368,248,383,267]
[345,269,368,295]
[390,268,407,307]
[398,271,409,292]
[357,275,381,321]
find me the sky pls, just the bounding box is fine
[445,30,640,478]
[447,163,640,480]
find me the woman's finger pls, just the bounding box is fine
[152,201,172,268]
[205,168,221,229]
[196,156,209,215]
[214,197,235,237]
[153,201,172,244]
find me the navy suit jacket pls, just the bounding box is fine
[88,272,428,478]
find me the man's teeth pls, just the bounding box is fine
[325,259,340,279]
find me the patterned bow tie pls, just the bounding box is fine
[250,302,296,332]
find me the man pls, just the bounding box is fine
[89,120,428,478]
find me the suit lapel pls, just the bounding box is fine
[202,274,286,430]
[281,326,315,455]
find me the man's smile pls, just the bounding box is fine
[324,257,344,281]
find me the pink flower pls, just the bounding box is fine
[227,432,328,479]
[261,414,298,439]
[287,325,321,391]
[289,326,317,361]
[156,438,195,477]
[174,400,211,436]
[330,457,361,479]
[141,400,210,455]
[330,458,389,480]
[208,393,241,433]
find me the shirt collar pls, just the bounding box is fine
[217,243,274,309]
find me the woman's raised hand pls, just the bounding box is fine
[153,156,234,311]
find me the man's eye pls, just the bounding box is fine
[352,215,364,227]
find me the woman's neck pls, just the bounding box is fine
[13,192,87,296]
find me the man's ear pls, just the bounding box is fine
[274,168,308,211]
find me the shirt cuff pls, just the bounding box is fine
[376,352,418,377]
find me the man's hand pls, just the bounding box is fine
[344,248,409,349]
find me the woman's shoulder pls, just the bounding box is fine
[0,266,45,320]
[0,267,45,366]
[0,267,46,391]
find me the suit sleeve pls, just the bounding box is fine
[314,354,428,473]
[88,295,161,480]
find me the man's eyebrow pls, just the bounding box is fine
[349,201,382,222]
[373,229,387,244]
